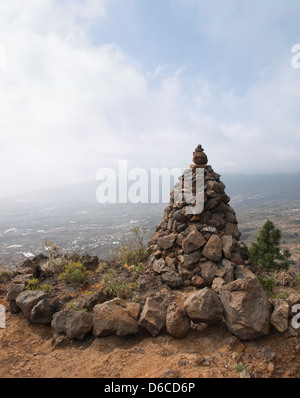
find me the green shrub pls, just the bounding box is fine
[39,283,52,292]
[0,269,13,283]
[292,272,300,290]
[117,227,149,266]
[58,262,91,284]
[272,291,289,299]
[66,300,87,312]
[25,278,52,292]
[259,274,276,296]
[97,261,109,273]
[25,278,40,290]
[102,269,137,300]
[234,363,249,373]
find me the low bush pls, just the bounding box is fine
[66,300,87,312]
[117,227,149,267]
[259,274,276,296]
[292,272,300,290]
[58,262,91,284]
[25,278,52,292]
[102,269,137,300]
[0,269,13,283]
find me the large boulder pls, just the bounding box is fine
[16,259,37,274]
[15,290,60,324]
[152,258,166,274]
[183,251,201,270]
[216,259,235,284]
[51,309,93,340]
[224,223,241,239]
[93,298,140,337]
[15,290,48,321]
[6,283,25,313]
[269,299,289,333]
[30,297,61,324]
[199,261,217,286]
[182,230,206,254]
[221,235,235,260]
[139,296,167,337]
[202,235,223,262]
[157,233,177,250]
[39,257,67,275]
[166,302,190,338]
[77,289,106,311]
[184,287,224,324]
[193,151,207,165]
[219,276,270,340]
[7,283,25,301]
[211,277,225,294]
[173,209,188,223]
[234,264,256,280]
[161,271,183,289]
[284,293,300,314]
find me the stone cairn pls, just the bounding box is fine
[6,146,279,341]
[144,145,272,340]
[148,144,252,290]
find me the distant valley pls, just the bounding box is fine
[1,173,299,269]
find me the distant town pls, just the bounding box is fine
[0,202,164,269]
[1,175,300,270]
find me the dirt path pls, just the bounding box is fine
[1,306,299,378]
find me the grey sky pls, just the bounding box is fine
[0,0,299,198]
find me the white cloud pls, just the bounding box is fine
[0,1,299,198]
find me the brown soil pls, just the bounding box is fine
[1,295,299,379]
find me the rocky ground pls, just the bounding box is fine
[2,146,300,379]
[1,264,300,379]
[0,302,299,378]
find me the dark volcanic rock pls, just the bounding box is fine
[219,276,270,340]
[184,288,223,325]
[166,302,190,338]
[52,309,93,340]
[16,291,48,321]
[93,298,140,337]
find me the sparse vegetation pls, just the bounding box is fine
[117,227,149,267]
[25,278,52,292]
[97,261,109,273]
[44,239,60,262]
[96,227,148,299]
[234,363,249,373]
[291,272,300,290]
[66,300,87,312]
[102,268,137,299]
[271,291,289,299]
[58,261,91,284]
[259,274,276,296]
[0,269,13,283]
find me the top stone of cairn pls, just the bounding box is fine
[193,145,208,165]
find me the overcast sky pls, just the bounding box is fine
[0,0,300,197]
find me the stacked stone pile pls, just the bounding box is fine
[148,144,252,291]
[4,145,300,342]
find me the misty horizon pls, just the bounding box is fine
[0,1,300,198]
